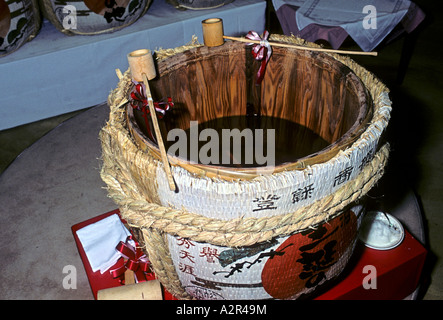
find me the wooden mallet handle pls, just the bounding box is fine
[97,280,163,300]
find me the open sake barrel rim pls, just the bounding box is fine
[126,42,374,181]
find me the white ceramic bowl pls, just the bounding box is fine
[358,211,405,250]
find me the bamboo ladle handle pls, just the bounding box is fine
[127,49,176,191]
[222,35,378,56]
[201,18,377,55]
[142,73,176,191]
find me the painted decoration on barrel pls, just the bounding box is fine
[0,0,41,57]
[83,0,130,23]
[0,1,11,43]
[261,209,358,299]
[40,0,151,35]
[168,207,361,300]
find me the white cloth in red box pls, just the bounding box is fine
[76,214,131,273]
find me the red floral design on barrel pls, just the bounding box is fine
[262,210,358,299]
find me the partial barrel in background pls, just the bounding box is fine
[38,0,152,35]
[0,0,41,57]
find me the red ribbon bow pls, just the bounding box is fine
[245,30,272,85]
[110,235,152,284]
[130,82,174,119]
[129,81,174,142]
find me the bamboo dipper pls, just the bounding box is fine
[202,18,225,47]
[127,49,176,191]
[202,18,377,56]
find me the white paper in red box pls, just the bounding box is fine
[76,213,131,273]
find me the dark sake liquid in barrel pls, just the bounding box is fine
[163,115,329,168]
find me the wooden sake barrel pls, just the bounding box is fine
[127,41,373,179]
[39,0,152,35]
[0,0,41,57]
[100,36,392,300]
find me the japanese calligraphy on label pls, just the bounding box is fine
[168,205,363,300]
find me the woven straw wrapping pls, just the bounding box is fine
[99,35,392,299]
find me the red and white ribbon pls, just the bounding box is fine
[130,82,174,119]
[129,81,174,142]
[245,30,272,85]
[110,235,152,284]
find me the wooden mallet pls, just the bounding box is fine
[97,279,163,300]
[127,49,176,191]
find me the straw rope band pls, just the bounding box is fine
[139,227,192,300]
[101,141,388,248]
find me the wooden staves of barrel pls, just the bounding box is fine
[100,35,392,300]
[39,0,152,35]
[0,0,41,57]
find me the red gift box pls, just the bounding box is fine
[73,210,426,300]
[71,209,175,300]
